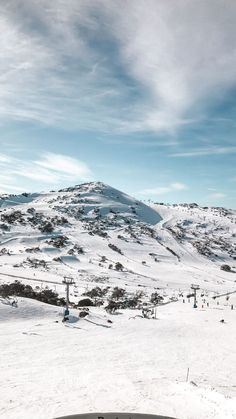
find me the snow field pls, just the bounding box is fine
[0,296,236,419]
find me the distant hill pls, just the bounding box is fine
[0,181,235,291]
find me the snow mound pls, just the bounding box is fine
[0,193,40,208]
[56,181,162,225]
[0,297,61,322]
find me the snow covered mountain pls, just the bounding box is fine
[153,201,236,263]
[0,181,235,294]
[1,181,236,419]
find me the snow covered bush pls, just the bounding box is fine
[82,286,109,298]
[25,247,40,253]
[68,244,84,255]
[105,299,120,314]
[0,281,65,306]
[39,222,54,233]
[108,243,123,254]
[111,286,126,300]
[77,298,94,307]
[26,258,48,269]
[0,223,10,231]
[150,292,164,305]
[79,310,89,318]
[221,264,231,272]
[1,210,25,225]
[115,262,124,271]
[47,235,69,248]
[0,248,10,255]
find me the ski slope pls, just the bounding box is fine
[0,182,235,418]
[0,297,236,419]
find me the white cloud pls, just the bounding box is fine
[0,152,93,194]
[34,153,92,179]
[0,154,12,163]
[139,182,188,195]
[101,0,236,132]
[170,146,236,157]
[0,183,26,193]
[171,183,188,191]
[208,192,226,199]
[0,1,236,133]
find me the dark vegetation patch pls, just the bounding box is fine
[0,281,65,306]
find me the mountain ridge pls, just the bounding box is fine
[0,181,235,294]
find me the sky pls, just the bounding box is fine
[0,0,236,208]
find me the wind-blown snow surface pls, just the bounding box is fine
[0,182,236,418]
[1,297,236,419]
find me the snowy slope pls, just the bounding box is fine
[0,192,40,208]
[0,182,235,295]
[154,202,235,263]
[0,297,236,419]
[0,182,236,419]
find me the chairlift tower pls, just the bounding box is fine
[191,284,200,308]
[62,277,75,316]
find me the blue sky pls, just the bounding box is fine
[0,0,236,208]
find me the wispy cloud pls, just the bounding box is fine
[0,154,12,163]
[208,192,226,199]
[34,153,92,179]
[101,0,236,132]
[170,146,236,158]
[0,1,131,133]
[0,1,236,134]
[0,152,93,194]
[138,182,188,196]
